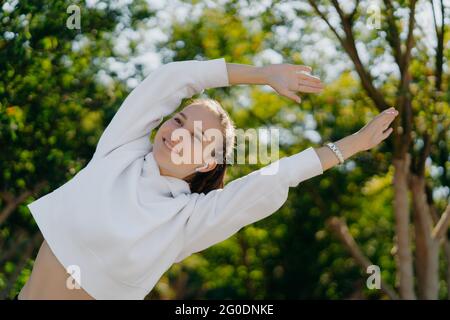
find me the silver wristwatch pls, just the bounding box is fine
[325,142,345,165]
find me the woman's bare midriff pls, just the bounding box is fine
[18,239,95,300]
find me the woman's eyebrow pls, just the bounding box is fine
[179,112,188,120]
[178,112,204,139]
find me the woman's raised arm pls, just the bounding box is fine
[226,62,324,103]
[92,58,230,159]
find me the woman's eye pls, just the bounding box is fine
[174,118,182,125]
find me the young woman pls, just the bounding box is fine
[18,58,398,300]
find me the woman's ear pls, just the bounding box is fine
[195,159,217,173]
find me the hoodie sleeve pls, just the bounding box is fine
[174,146,324,263]
[92,58,230,159]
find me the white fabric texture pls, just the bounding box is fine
[27,58,324,299]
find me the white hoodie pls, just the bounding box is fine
[27,58,324,299]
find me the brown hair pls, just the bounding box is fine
[183,98,235,194]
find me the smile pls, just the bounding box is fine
[163,137,180,155]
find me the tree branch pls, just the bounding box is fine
[0,228,29,265]
[0,180,48,226]
[432,204,450,241]
[307,0,391,111]
[400,0,417,91]
[330,0,346,21]
[306,0,345,44]
[326,216,400,300]
[414,133,431,176]
[430,0,445,92]
[383,0,403,68]
[349,0,360,24]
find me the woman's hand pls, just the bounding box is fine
[355,107,399,151]
[261,64,324,103]
[314,107,399,172]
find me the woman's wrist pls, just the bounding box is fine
[335,132,363,160]
[314,133,363,172]
[226,63,268,85]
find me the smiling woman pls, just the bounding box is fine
[153,98,235,193]
[20,57,396,300]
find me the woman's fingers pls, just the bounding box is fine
[376,106,397,117]
[385,110,398,116]
[380,127,394,140]
[282,90,302,103]
[297,71,321,84]
[384,110,398,120]
[383,107,398,115]
[297,72,323,87]
[377,108,397,141]
[295,65,313,73]
[268,64,322,100]
[297,84,323,93]
[295,70,324,93]
[298,79,324,89]
[376,107,398,127]
[380,114,397,127]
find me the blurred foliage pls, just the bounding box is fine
[1,0,448,300]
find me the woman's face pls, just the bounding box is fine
[153,104,223,179]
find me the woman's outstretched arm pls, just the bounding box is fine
[175,145,324,262]
[315,107,399,170]
[225,61,398,170]
[174,107,399,263]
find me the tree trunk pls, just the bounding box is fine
[392,153,416,299]
[327,217,399,300]
[410,174,439,299]
[444,240,450,299]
